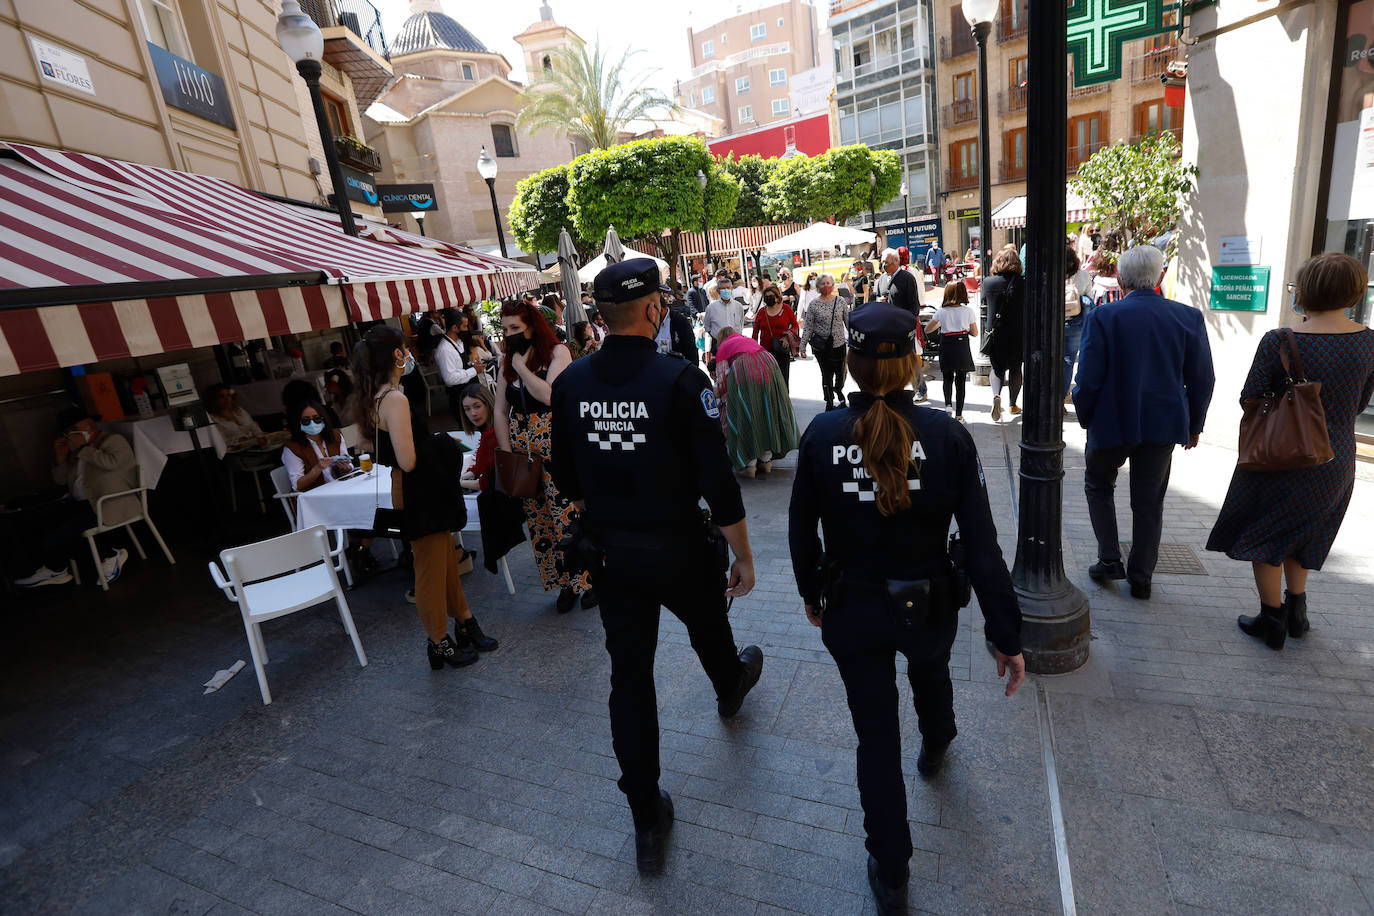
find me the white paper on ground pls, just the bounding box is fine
[204,659,246,694]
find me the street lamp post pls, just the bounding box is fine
[962,0,996,280]
[412,211,427,237]
[1012,0,1090,672]
[477,146,508,259]
[868,171,878,245]
[900,179,910,250]
[277,0,357,237]
[697,169,712,278]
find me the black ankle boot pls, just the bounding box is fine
[1285,591,1309,638]
[458,616,498,651]
[1238,602,1288,650]
[427,634,479,669]
[556,586,576,613]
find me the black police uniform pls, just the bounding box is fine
[550,262,754,833]
[787,306,1021,889]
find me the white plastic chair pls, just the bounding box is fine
[208,525,367,705]
[269,465,354,587]
[76,466,175,590]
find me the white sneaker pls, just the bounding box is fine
[945,407,954,416]
[101,548,129,585]
[16,565,73,588]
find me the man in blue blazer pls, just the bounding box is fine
[1072,245,1215,599]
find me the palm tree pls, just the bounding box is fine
[516,40,677,150]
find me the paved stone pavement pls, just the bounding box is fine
[2,353,1373,915]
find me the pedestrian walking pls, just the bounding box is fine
[803,274,852,409]
[1073,245,1215,599]
[925,281,978,422]
[788,304,1024,915]
[876,248,920,315]
[1063,244,1094,401]
[925,239,947,284]
[753,284,799,389]
[495,298,595,613]
[714,329,799,477]
[980,246,1026,422]
[549,258,764,875]
[1206,253,1374,648]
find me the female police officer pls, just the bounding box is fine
[788,304,1026,914]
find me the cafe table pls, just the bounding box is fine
[106,415,229,488]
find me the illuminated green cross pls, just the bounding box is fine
[1066,0,1169,87]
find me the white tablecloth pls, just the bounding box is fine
[234,372,325,417]
[294,464,478,532]
[106,416,229,488]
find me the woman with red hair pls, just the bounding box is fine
[495,298,595,612]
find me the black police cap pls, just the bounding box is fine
[593,258,662,304]
[847,304,920,359]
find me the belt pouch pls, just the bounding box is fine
[885,578,932,630]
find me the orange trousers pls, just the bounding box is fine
[411,531,470,641]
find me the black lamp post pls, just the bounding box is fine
[868,171,878,243]
[963,0,995,278]
[900,179,910,248]
[277,0,357,237]
[698,169,712,277]
[1013,0,1090,673]
[478,146,508,258]
[412,211,427,237]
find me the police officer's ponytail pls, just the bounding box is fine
[848,351,922,517]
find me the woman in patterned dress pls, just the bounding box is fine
[1207,253,1374,649]
[713,329,799,478]
[495,299,595,613]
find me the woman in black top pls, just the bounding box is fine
[354,325,497,670]
[494,299,594,612]
[979,246,1026,422]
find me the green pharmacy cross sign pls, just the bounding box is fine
[1067,0,1174,87]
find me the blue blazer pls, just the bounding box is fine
[1072,289,1215,450]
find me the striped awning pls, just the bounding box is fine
[677,223,806,259]
[0,143,537,375]
[991,192,1096,230]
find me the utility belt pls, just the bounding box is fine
[558,509,730,577]
[820,532,972,630]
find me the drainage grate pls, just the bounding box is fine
[1119,542,1208,575]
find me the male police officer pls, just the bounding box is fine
[550,258,764,875]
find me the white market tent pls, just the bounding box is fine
[763,222,877,254]
[577,245,668,282]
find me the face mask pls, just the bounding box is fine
[402,353,416,375]
[505,333,531,354]
[764,295,777,306]
[301,419,325,436]
[720,288,733,301]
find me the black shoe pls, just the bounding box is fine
[347,544,378,576]
[1088,560,1126,583]
[1238,602,1288,650]
[866,855,909,915]
[717,646,763,718]
[836,395,847,408]
[1129,580,1152,600]
[458,616,498,652]
[916,738,949,779]
[556,586,577,613]
[824,403,835,412]
[1285,590,1309,638]
[634,790,674,875]
[427,634,479,670]
[580,587,599,609]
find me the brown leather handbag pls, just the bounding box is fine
[494,448,543,499]
[1237,328,1334,472]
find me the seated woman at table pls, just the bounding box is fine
[281,397,353,492]
[459,383,496,492]
[205,384,266,451]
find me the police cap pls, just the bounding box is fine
[594,258,662,304]
[847,303,920,359]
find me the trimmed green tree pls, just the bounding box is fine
[718,154,777,229]
[508,164,581,258]
[1071,131,1198,255]
[759,144,902,225]
[567,136,740,281]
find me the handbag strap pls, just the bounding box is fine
[1280,327,1307,382]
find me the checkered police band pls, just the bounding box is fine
[588,432,648,451]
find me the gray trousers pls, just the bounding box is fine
[1083,441,1175,586]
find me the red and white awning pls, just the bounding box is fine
[677,223,806,259]
[0,143,538,375]
[990,192,1096,230]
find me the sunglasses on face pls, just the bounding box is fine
[300,413,322,423]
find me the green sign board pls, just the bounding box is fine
[1066,0,1173,87]
[1209,266,1270,312]
[948,207,980,220]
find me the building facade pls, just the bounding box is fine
[829,0,941,244]
[677,0,826,136]
[363,0,586,256]
[932,0,1182,255]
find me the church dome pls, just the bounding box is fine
[393,1,488,57]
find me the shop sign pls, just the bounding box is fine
[884,216,943,252]
[29,36,95,95]
[379,183,437,213]
[1066,0,1173,87]
[1209,265,1270,312]
[339,166,379,206]
[948,207,979,220]
[1218,235,1262,265]
[147,42,236,130]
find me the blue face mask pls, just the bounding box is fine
[402,353,416,375]
[301,419,325,436]
[720,287,733,301]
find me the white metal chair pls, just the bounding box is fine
[74,466,175,590]
[268,465,354,587]
[458,494,515,595]
[208,525,367,705]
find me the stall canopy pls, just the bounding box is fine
[0,143,537,376]
[990,191,1096,230]
[763,222,877,254]
[577,245,667,282]
[677,223,806,259]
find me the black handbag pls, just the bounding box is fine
[808,300,841,354]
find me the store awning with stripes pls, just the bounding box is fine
[677,223,807,259]
[0,143,537,375]
[990,192,1096,230]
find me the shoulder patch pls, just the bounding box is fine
[700,389,721,419]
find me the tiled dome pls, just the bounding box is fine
[392,8,488,57]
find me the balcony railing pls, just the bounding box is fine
[939,34,977,61]
[941,99,978,128]
[333,135,382,173]
[1067,140,1109,172]
[944,167,979,191]
[996,16,1028,41]
[300,0,389,59]
[1132,46,1175,83]
[1068,74,1110,98]
[999,85,1027,114]
[999,158,1026,182]
[1129,127,1185,147]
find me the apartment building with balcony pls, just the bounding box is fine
[829,0,941,248]
[934,0,1183,254]
[676,0,825,136]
